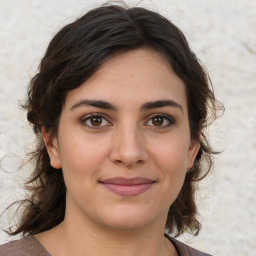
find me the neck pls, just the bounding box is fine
[37,215,176,256]
[61,218,171,256]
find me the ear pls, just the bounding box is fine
[42,127,61,169]
[187,139,201,171]
[187,122,203,170]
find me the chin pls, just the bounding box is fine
[99,206,158,231]
[104,219,150,232]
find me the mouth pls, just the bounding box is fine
[99,177,155,196]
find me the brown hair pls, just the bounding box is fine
[6,3,222,237]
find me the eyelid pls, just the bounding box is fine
[144,113,175,127]
[80,112,175,129]
[81,112,112,129]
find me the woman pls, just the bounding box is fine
[0,3,220,256]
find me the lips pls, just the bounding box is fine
[100,177,155,196]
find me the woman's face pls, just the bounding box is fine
[44,48,200,231]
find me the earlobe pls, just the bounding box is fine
[187,139,201,170]
[41,127,61,169]
[187,125,202,170]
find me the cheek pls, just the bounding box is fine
[58,135,108,180]
[151,137,189,191]
[152,135,190,169]
[159,150,187,186]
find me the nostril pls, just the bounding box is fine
[109,140,148,167]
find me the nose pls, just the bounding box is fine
[109,125,148,168]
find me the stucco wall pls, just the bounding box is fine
[0,0,255,255]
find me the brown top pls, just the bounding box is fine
[165,234,212,256]
[0,234,212,256]
[0,236,50,256]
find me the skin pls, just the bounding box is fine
[38,48,200,256]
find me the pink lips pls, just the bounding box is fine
[100,177,154,196]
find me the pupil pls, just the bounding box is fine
[152,117,163,126]
[91,117,102,126]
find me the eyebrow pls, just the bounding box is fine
[70,100,117,111]
[141,100,183,113]
[70,99,183,113]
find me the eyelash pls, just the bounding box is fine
[81,113,111,129]
[80,113,175,129]
[145,113,175,128]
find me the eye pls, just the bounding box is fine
[145,114,175,128]
[81,114,110,128]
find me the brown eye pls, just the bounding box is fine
[152,116,164,126]
[82,114,110,129]
[146,114,174,128]
[90,117,103,126]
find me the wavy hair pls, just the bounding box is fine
[5,3,222,237]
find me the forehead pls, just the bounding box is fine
[64,48,187,112]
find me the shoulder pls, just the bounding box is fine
[0,235,50,256]
[165,233,212,256]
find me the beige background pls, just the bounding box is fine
[0,0,256,255]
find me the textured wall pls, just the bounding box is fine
[0,0,255,255]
